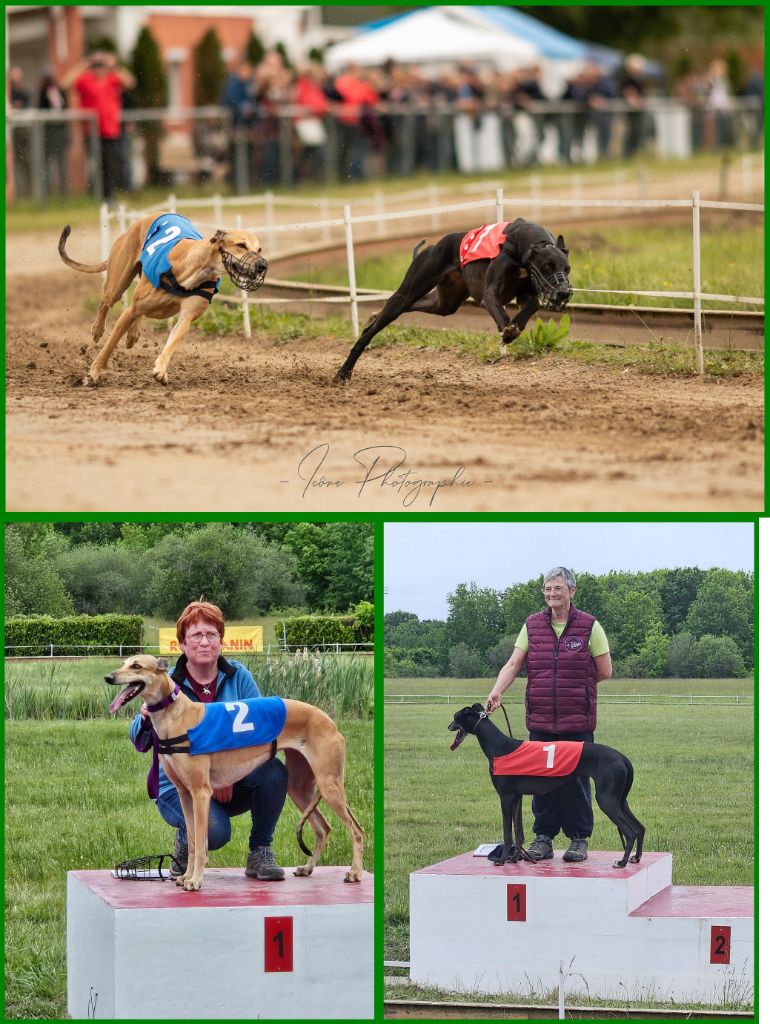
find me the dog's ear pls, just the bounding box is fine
[556,234,569,255]
[471,703,484,714]
[209,229,226,245]
[157,657,169,671]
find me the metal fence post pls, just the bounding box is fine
[495,187,504,223]
[88,119,103,204]
[344,204,359,339]
[692,189,704,375]
[265,190,276,255]
[118,204,129,306]
[235,213,252,338]
[99,202,111,282]
[30,121,46,205]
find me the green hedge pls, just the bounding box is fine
[5,615,144,656]
[275,614,369,647]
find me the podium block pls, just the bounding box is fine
[68,867,373,1019]
[410,852,753,1005]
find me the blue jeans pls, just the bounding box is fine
[156,756,288,851]
[529,729,595,840]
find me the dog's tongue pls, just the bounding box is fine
[109,684,137,714]
[450,737,460,751]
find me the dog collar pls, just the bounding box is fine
[470,710,488,733]
[147,684,180,713]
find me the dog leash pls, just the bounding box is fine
[499,703,514,739]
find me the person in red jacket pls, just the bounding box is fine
[61,50,136,201]
[333,63,381,180]
[486,567,612,862]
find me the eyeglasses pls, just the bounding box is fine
[543,587,568,595]
[186,630,220,645]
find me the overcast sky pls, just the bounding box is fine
[384,521,754,620]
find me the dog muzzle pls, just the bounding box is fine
[221,249,268,291]
[528,263,572,312]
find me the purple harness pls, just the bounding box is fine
[138,684,182,799]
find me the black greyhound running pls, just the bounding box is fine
[334,218,572,381]
[449,704,644,868]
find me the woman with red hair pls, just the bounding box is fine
[129,600,288,881]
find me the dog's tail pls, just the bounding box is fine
[296,793,323,857]
[58,225,108,274]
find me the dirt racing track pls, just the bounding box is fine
[5,229,763,512]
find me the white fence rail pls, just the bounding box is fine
[386,692,752,706]
[5,643,374,659]
[101,178,764,376]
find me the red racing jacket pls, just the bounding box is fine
[459,222,510,268]
[493,739,584,777]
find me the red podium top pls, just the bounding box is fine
[71,866,374,910]
[631,885,753,918]
[413,850,671,879]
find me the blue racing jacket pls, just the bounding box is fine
[140,213,220,295]
[129,656,264,801]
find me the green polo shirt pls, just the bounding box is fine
[514,619,610,656]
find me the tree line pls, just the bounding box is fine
[6,522,373,620]
[385,567,754,679]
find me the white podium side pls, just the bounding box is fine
[410,852,752,1005]
[68,867,374,1019]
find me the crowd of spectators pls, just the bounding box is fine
[8,47,765,198]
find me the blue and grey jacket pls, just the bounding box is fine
[129,655,264,801]
[139,213,220,300]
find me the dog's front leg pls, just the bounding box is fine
[173,782,197,887]
[152,299,207,385]
[494,793,515,866]
[512,795,535,863]
[185,784,212,890]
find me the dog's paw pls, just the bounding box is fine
[343,869,362,883]
[630,854,642,863]
[332,370,352,386]
[152,368,169,386]
[501,324,522,344]
[81,373,99,387]
[294,865,313,877]
[612,860,627,869]
[183,876,203,891]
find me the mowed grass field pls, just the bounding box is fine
[383,677,754,970]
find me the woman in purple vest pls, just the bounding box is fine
[485,567,612,862]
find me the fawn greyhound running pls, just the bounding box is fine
[449,704,644,868]
[59,212,267,386]
[106,654,364,891]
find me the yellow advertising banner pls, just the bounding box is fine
[158,626,264,656]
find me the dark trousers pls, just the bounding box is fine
[156,756,288,851]
[529,729,594,840]
[101,136,124,200]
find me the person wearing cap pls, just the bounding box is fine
[128,600,288,881]
[485,567,612,863]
